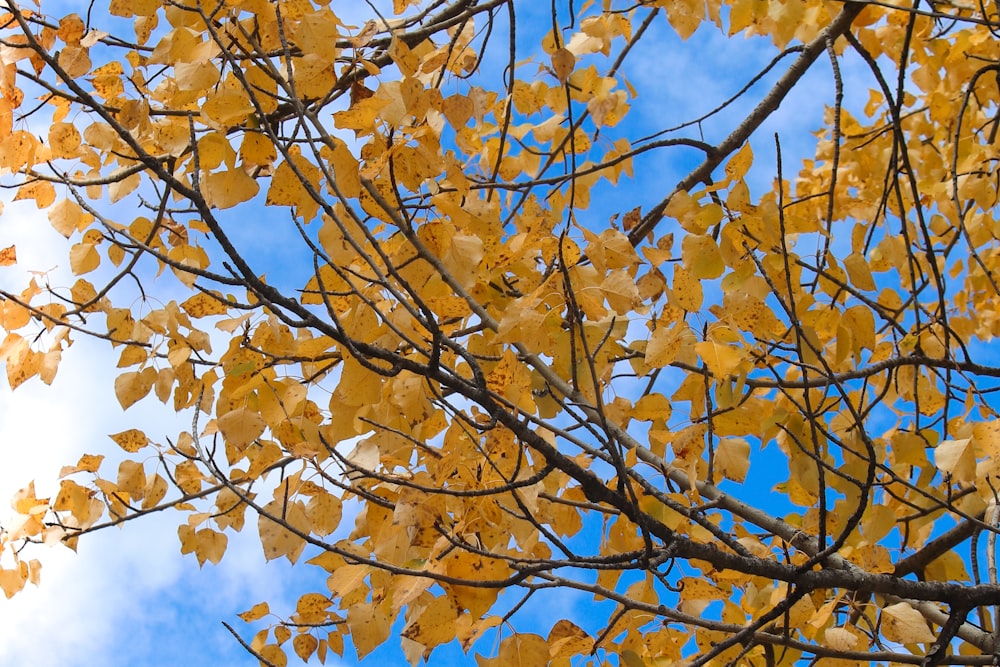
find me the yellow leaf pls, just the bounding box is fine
[678,577,726,601]
[108,170,141,203]
[694,340,744,378]
[844,252,876,291]
[58,46,91,78]
[881,602,935,644]
[934,438,975,484]
[180,292,229,318]
[238,601,271,622]
[663,0,704,40]
[682,234,725,279]
[214,486,252,531]
[175,61,220,92]
[217,407,266,450]
[57,14,86,44]
[53,478,101,524]
[292,634,318,662]
[724,142,753,182]
[69,242,100,275]
[59,453,104,477]
[645,323,687,369]
[601,269,641,315]
[672,264,702,311]
[485,350,534,412]
[0,566,27,599]
[258,499,309,563]
[305,492,342,537]
[323,139,361,198]
[925,550,970,583]
[202,168,260,209]
[327,564,370,599]
[113,368,156,409]
[823,626,859,651]
[852,543,894,574]
[239,133,277,168]
[714,438,750,482]
[402,596,457,648]
[551,48,575,82]
[295,592,331,624]
[48,199,89,237]
[332,96,390,132]
[257,645,287,667]
[48,122,81,158]
[117,460,146,499]
[14,181,56,209]
[548,620,593,660]
[194,528,227,566]
[442,95,474,128]
[109,428,149,453]
[445,552,508,618]
[495,633,549,667]
[633,393,671,422]
[346,602,391,659]
[142,473,168,509]
[0,245,15,267]
[265,148,323,221]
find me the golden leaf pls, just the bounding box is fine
[401,596,457,648]
[663,0,705,40]
[113,368,156,410]
[934,438,975,484]
[346,603,391,660]
[238,601,271,622]
[68,242,99,275]
[645,323,686,369]
[265,148,323,221]
[682,234,725,280]
[444,552,508,618]
[292,635,318,662]
[492,633,549,667]
[633,393,671,422]
[194,528,227,566]
[216,407,266,450]
[57,14,86,44]
[59,453,104,477]
[672,264,702,311]
[258,499,309,563]
[823,626,859,652]
[180,292,229,318]
[58,46,91,79]
[116,460,146,499]
[714,438,750,482]
[0,566,27,599]
[305,491,342,537]
[881,602,935,644]
[694,340,744,379]
[202,168,260,209]
[142,474,168,510]
[109,428,149,453]
[551,48,575,83]
[47,122,81,158]
[724,142,753,182]
[48,199,87,237]
[14,181,56,209]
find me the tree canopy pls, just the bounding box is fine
[4,0,1000,664]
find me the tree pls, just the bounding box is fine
[3,0,1000,663]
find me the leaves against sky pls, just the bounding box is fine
[2,0,1000,665]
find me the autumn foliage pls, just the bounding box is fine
[4,0,1000,664]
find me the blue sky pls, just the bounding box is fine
[0,2,896,666]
